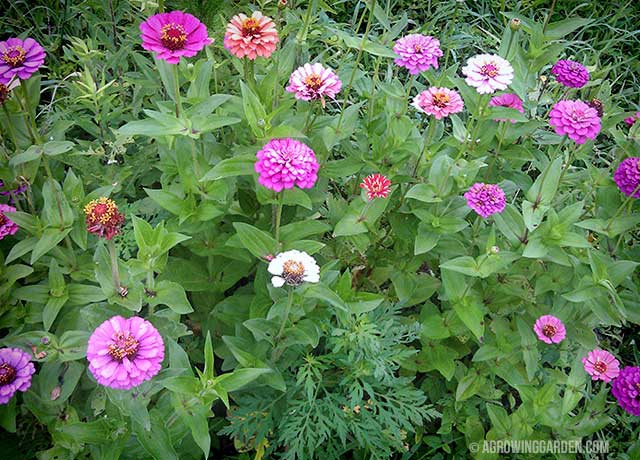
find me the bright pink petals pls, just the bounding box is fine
[549,100,601,144]
[0,204,18,240]
[613,157,640,198]
[464,183,506,218]
[224,11,279,60]
[488,93,524,123]
[0,37,46,83]
[582,349,620,382]
[254,138,319,192]
[0,348,35,404]
[413,87,464,120]
[533,315,566,344]
[393,34,443,75]
[360,174,391,200]
[611,366,640,416]
[551,59,589,88]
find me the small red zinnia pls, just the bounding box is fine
[84,197,125,240]
[360,174,391,200]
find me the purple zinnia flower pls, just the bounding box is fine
[464,183,506,218]
[0,348,35,404]
[624,112,640,127]
[489,93,524,123]
[0,38,46,83]
[254,138,319,192]
[548,100,601,144]
[87,316,165,390]
[551,60,589,88]
[533,315,566,344]
[462,54,514,94]
[611,366,640,416]
[0,204,19,240]
[140,11,213,64]
[393,34,443,75]
[286,63,342,106]
[614,157,640,198]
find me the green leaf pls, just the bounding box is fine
[203,331,215,381]
[405,184,442,203]
[43,141,74,157]
[200,155,255,181]
[517,317,540,381]
[6,237,37,263]
[145,188,186,216]
[133,412,179,460]
[9,145,42,166]
[31,227,72,264]
[544,17,592,40]
[148,280,193,314]
[452,297,484,340]
[304,283,349,312]
[214,368,272,392]
[525,157,563,205]
[456,372,482,402]
[43,295,69,331]
[232,222,278,259]
[440,257,479,277]
[240,80,267,137]
[58,331,90,362]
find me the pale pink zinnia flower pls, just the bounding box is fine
[286,63,342,107]
[254,138,319,192]
[582,349,620,382]
[533,315,566,344]
[360,174,391,200]
[224,11,279,60]
[139,11,213,64]
[393,34,443,75]
[489,93,524,123]
[413,87,464,119]
[462,54,514,94]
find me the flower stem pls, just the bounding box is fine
[296,0,315,44]
[2,104,19,149]
[484,122,508,180]
[412,119,436,177]
[606,183,640,233]
[17,84,42,145]
[172,64,183,118]
[276,288,295,340]
[146,271,155,316]
[107,239,121,293]
[274,193,284,243]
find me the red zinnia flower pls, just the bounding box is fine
[84,197,125,240]
[360,174,391,200]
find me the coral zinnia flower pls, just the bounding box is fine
[462,54,514,94]
[533,315,566,344]
[0,204,19,240]
[548,100,601,144]
[611,366,640,416]
[582,349,620,382]
[0,38,46,82]
[614,157,640,198]
[286,63,342,106]
[551,59,589,88]
[254,138,319,192]
[360,174,391,200]
[393,34,443,75]
[268,250,320,287]
[0,348,35,404]
[412,87,464,120]
[84,197,125,240]
[464,183,506,218]
[140,11,213,64]
[488,93,524,123]
[224,11,279,60]
[87,316,165,390]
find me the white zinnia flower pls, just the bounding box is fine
[267,250,320,287]
[461,54,514,94]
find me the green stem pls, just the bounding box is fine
[41,156,65,227]
[484,122,508,180]
[276,288,295,340]
[172,65,183,118]
[17,84,41,145]
[605,183,640,232]
[404,74,415,110]
[2,104,19,149]
[542,0,557,33]
[108,239,121,293]
[274,193,284,243]
[412,119,437,177]
[296,0,315,44]
[147,270,155,315]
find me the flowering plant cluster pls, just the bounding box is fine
[0,1,639,459]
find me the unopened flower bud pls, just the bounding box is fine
[509,18,521,31]
[490,245,500,254]
[278,0,287,8]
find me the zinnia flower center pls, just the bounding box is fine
[593,361,607,374]
[542,324,556,338]
[282,260,305,285]
[108,332,139,361]
[304,74,323,91]
[161,23,188,51]
[432,92,450,108]
[0,362,17,385]
[241,18,261,37]
[570,109,585,121]
[413,44,422,52]
[0,212,6,226]
[480,63,499,78]
[2,46,27,68]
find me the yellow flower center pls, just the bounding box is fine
[480,63,498,78]
[282,260,305,285]
[304,74,323,91]
[108,332,139,361]
[242,18,261,37]
[2,46,26,68]
[432,92,450,108]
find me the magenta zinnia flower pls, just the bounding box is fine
[549,100,601,144]
[254,138,319,192]
[489,93,524,123]
[393,34,443,75]
[614,157,640,198]
[87,316,164,390]
[224,12,279,60]
[582,349,620,382]
[0,38,46,83]
[140,11,212,64]
[624,112,640,127]
[533,315,566,344]
[464,183,506,218]
[412,87,464,120]
[462,54,514,94]
[611,366,640,416]
[0,204,19,240]
[360,174,391,200]
[0,348,35,404]
[286,63,342,106]
[551,59,589,88]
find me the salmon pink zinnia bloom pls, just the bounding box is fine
[611,366,640,416]
[464,183,506,218]
[0,348,35,404]
[489,93,524,123]
[87,316,165,390]
[462,54,514,94]
[549,100,601,144]
[286,63,342,106]
[254,138,319,192]
[360,174,391,200]
[140,11,213,64]
[0,38,46,83]
[224,12,279,60]
[412,87,464,120]
[533,315,566,344]
[582,349,620,382]
[84,197,125,240]
[393,34,443,75]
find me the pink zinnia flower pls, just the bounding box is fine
[533,315,566,344]
[412,87,464,120]
[393,34,443,75]
[464,183,506,218]
[0,38,46,83]
[286,63,342,106]
[139,11,212,64]
[224,11,279,60]
[624,111,640,127]
[549,100,601,144]
[360,174,391,200]
[551,59,589,88]
[254,138,319,192]
[582,349,620,382]
[614,157,640,198]
[0,204,19,240]
[489,93,524,123]
[87,316,165,390]
[611,366,640,416]
[462,54,514,94]
[0,348,35,404]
